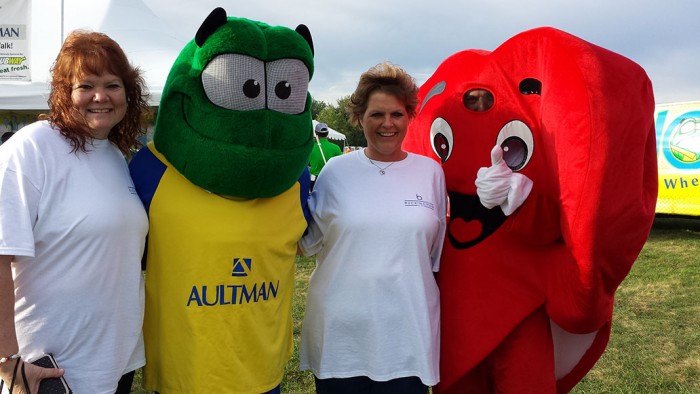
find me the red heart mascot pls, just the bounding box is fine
[402,27,658,393]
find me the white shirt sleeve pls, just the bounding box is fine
[0,144,42,257]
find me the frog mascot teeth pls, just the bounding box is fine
[128,8,314,393]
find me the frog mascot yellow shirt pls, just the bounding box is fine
[128,8,315,393]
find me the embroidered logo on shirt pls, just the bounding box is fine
[404,194,435,210]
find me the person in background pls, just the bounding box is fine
[0,30,150,394]
[0,132,14,144]
[298,61,448,393]
[309,122,342,191]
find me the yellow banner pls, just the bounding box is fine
[655,101,700,216]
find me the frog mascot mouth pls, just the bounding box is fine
[153,7,315,198]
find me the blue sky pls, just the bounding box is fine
[144,0,698,106]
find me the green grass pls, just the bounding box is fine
[281,256,316,393]
[133,217,700,393]
[571,217,700,393]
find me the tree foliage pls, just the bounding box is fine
[312,96,366,148]
[311,99,328,120]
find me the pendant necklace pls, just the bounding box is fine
[368,158,396,175]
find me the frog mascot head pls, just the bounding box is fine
[153,7,315,198]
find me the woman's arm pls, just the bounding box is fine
[0,255,20,382]
[0,255,65,393]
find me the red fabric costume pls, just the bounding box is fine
[402,27,658,393]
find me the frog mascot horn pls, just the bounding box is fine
[129,8,314,393]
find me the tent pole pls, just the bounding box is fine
[61,0,65,43]
[314,133,328,164]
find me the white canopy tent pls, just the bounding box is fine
[0,0,185,110]
[312,120,346,143]
[0,3,349,144]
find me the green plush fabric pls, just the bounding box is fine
[153,14,314,198]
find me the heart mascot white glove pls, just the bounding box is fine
[475,145,533,216]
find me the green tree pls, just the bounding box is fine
[316,96,366,148]
[311,99,328,120]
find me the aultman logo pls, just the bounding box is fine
[0,26,22,38]
[186,257,280,307]
[232,257,252,277]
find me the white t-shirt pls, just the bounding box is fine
[299,149,447,386]
[0,121,148,394]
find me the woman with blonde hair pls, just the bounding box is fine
[299,62,447,393]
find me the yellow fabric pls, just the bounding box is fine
[142,147,305,393]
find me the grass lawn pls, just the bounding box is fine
[571,216,700,393]
[133,216,700,393]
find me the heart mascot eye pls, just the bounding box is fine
[430,117,453,163]
[495,120,534,171]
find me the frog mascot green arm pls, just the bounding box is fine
[127,8,315,393]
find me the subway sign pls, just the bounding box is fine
[654,101,700,216]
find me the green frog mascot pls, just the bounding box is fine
[129,8,314,393]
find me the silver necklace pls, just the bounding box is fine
[368,158,396,175]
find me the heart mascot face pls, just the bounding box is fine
[402,27,657,392]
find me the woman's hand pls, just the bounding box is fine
[1,359,65,394]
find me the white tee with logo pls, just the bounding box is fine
[299,150,447,386]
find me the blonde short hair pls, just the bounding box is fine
[347,61,418,126]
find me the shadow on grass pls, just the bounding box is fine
[652,215,700,232]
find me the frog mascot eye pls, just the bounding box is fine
[152,6,314,198]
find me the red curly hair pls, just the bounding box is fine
[43,30,150,155]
